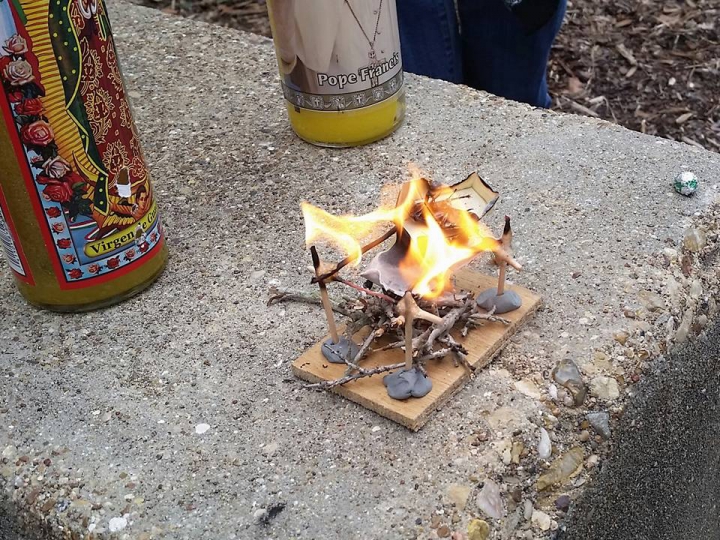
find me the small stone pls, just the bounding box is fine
[26,489,40,505]
[579,430,591,442]
[674,171,698,196]
[638,290,665,312]
[531,510,552,531]
[684,228,706,252]
[536,447,584,491]
[689,280,703,299]
[253,508,268,522]
[675,308,695,344]
[511,441,524,464]
[2,445,17,459]
[589,376,620,401]
[501,440,512,465]
[446,484,471,510]
[194,423,210,435]
[538,428,552,459]
[586,454,600,469]
[523,499,533,521]
[437,525,451,538]
[262,442,279,456]
[710,298,718,317]
[555,494,571,512]
[662,248,678,262]
[666,276,683,306]
[108,517,127,533]
[587,412,611,440]
[477,479,503,519]
[514,379,542,400]
[510,487,522,503]
[431,514,441,529]
[467,519,490,540]
[589,351,613,373]
[551,359,586,406]
[698,314,708,327]
[371,425,381,432]
[249,270,266,282]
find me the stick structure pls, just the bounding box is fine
[497,263,506,296]
[403,293,415,370]
[311,246,339,343]
[311,227,397,284]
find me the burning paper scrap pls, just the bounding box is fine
[301,172,512,299]
[362,173,502,297]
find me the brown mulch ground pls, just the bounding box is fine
[134,0,720,153]
[550,0,720,152]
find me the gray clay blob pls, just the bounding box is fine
[321,336,359,364]
[383,367,433,400]
[476,288,522,314]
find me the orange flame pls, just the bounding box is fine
[398,184,499,298]
[301,177,500,299]
[301,181,422,264]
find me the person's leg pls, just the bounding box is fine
[396,0,463,84]
[458,0,566,107]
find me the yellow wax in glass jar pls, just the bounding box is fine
[285,91,405,148]
[267,0,406,147]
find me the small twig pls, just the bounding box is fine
[440,335,473,372]
[416,348,452,363]
[344,321,386,375]
[425,299,475,351]
[267,288,351,316]
[376,327,432,352]
[469,312,511,325]
[335,277,396,304]
[311,227,397,284]
[311,246,339,343]
[305,362,405,390]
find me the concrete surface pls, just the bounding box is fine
[1,2,720,539]
[561,315,720,540]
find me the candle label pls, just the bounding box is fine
[0,0,164,289]
[0,185,32,283]
[270,0,403,111]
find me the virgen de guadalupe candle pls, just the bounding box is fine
[0,0,167,311]
[266,0,406,147]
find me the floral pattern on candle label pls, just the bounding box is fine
[0,0,164,286]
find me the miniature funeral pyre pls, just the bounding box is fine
[270,173,524,400]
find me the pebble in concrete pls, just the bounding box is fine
[552,359,587,406]
[587,411,611,440]
[477,480,503,519]
[589,376,620,400]
[467,518,490,540]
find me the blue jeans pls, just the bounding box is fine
[396,0,567,107]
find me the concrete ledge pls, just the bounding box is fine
[1,2,720,539]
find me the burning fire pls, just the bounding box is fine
[302,177,505,299]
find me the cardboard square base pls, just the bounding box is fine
[291,269,542,431]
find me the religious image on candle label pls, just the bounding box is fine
[269,0,403,111]
[0,0,165,288]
